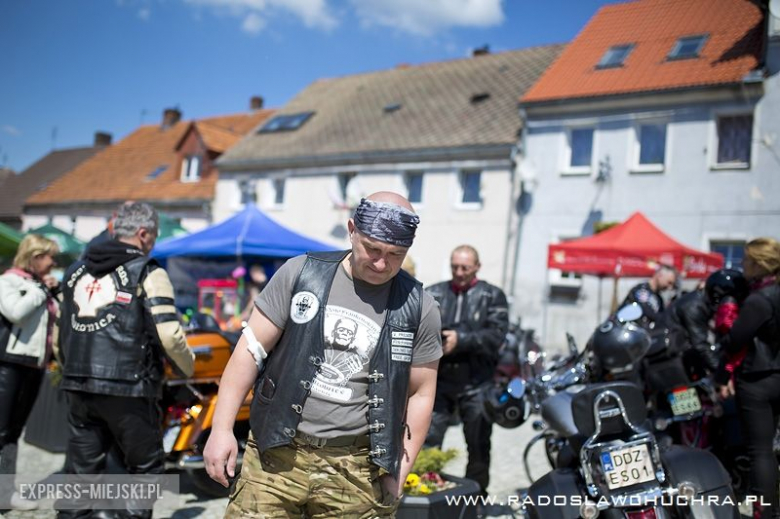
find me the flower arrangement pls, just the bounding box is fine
[404,447,459,495]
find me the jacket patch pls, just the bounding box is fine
[392,331,414,339]
[116,291,133,304]
[392,353,412,363]
[73,273,117,318]
[290,291,319,324]
[391,346,412,355]
[391,338,413,347]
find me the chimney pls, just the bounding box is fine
[94,131,112,147]
[472,45,490,57]
[161,108,182,129]
[250,96,264,110]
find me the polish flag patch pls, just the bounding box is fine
[116,291,133,304]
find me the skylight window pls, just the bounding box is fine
[145,165,168,181]
[384,103,402,113]
[258,112,314,133]
[470,93,491,104]
[597,44,634,68]
[668,35,707,60]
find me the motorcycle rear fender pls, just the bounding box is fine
[660,445,731,493]
[526,469,582,519]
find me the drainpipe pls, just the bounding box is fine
[508,107,534,322]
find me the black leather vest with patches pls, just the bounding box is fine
[250,250,423,479]
[59,256,162,398]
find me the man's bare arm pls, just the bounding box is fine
[203,307,283,486]
[385,359,439,497]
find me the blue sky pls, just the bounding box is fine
[0,0,614,173]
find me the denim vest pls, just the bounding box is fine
[249,250,423,479]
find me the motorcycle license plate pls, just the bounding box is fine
[668,387,701,416]
[600,444,655,489]
[163,425,181,453]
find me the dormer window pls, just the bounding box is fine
[258,112,314,133]
[597,44,634,68]
[668,35,707,60]
[181,155,201,182]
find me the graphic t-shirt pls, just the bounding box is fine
[256,254,442,437]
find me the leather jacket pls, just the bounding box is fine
[734,284,780,376]
[249,251,424,480]
[665,289,719,372]
[426,280,508,388]
[59,256,164,398]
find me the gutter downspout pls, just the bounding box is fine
[509,107,533,324]
[502,141,521,296]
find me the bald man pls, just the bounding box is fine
[204,192,442,517]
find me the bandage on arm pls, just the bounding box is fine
[242,323,268,371]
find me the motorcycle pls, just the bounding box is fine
[517,307,739,518]
[162,313,251,497]
[524,380,738,519]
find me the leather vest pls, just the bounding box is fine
[740,283,780,376]
[59,256,163,398]
[250,250,423,479]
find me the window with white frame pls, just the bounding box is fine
[272,178,285,206]
[565,127,594,174]
[710,239,746,270]
[405,172,423,204]
[180,155,201,182]
[459,170,482,205]
[549,236,583,290]
[716,114,753,167]
[634,122,667,171]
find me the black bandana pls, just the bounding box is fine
[353,198,419,247]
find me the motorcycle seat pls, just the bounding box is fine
[571,381,647,439]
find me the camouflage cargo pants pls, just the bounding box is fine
[225,433,400,518]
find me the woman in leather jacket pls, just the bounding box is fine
[0,234,59,510]
[717,237,780,519]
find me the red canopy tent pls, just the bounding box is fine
[547,212,724,315]
[548,212,723,278]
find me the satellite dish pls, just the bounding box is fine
[771,0,780,18]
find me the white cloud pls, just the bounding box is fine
[184,0,337,31]
[2,125,21,137]
[241,12,266,34]
[351,0,504,36]
[138,7,151,20]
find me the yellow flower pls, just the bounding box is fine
[418,483,432,495]
[404,473,420,489]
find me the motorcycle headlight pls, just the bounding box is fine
[580,500,600,519]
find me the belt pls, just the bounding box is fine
[293,432,371,449]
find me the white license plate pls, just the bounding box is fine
[600,443,656,489]
[163,425,181,453]
[668,387,702,416]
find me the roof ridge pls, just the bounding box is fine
[311,43,567,84]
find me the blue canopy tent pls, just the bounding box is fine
[151,205,335,311]
[152,204,334,259]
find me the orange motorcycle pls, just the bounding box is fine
[162,314,251,496]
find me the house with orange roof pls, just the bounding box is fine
[511,0,780,347]
[23,99,274,241]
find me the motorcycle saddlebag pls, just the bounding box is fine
[525,468,582,519]
[661,445,739,519]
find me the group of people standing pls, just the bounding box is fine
[0,192,778,519]
[622,238,780,519]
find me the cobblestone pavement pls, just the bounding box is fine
[0,421,544,518]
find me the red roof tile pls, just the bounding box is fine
[26,110,273,206]
[522,0,763,103]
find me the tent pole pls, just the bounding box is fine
[597,276,603,323]
[611,277,620,314]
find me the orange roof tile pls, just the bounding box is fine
[521,0,763,104]
[26,110,273,206]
